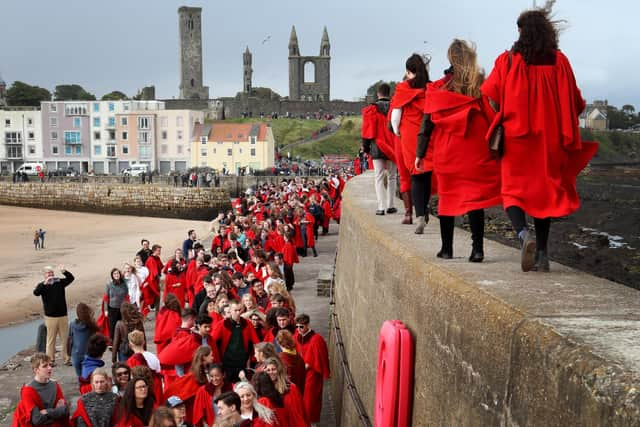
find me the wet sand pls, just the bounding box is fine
[0,206,211,327]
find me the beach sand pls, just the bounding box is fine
[0,206,211,327]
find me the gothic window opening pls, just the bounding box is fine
[304,61,316,83]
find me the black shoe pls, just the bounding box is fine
[519,230,536,272]
[376,210,385,215]
[437,250,453,259]
[469,249,484,263]
[386,207,398,214]
[532,250,550,272]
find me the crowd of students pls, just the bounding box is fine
[19,175,348,427]
[362,7,598,272]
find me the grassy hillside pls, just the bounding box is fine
[290,117,362,160]
[581,129,640,163]
[222,118,328,147]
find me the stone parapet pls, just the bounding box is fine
[0,183,229,220]
[331,172,640,426]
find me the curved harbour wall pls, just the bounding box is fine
[0,183,229,220]
[330,173,640,426]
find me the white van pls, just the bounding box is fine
[122,163,149,177]
[16,162,45,176]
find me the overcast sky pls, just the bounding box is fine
[1,0,638,108]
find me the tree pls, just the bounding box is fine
[5,81,51,107]
[622,104,636,116]
[366,80,398,100]
[101,91,128,101]
[54,84,96,101]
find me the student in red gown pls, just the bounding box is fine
[419,39,501,261]
[116,376,154,427]
[390,53,433,234]
[192,364,233,427]
[481,8,598,272]
[163,253,187,308]
[264,357,309,427]
[153,294,182,355]
[294,314,330,425]
[142,244,163,314]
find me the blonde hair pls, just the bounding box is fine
[128,329,145,347]
[445,39,485,98]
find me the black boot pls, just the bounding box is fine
[532,250,550,272]
[312,247,318,257]
[437,216,454,259]
[468,210,484,263]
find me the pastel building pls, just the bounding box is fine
[114,111,157,173]
[89,100,164,174]
[41,102,91,173]
[0,108,42,173]
[155,109,204,173]
[192,122,274,173]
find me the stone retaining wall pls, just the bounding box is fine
[0,183,229,220]
[331,173,640,426]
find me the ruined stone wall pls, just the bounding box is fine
[0,183,229,220]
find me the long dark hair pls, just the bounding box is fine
[253,372,283,407]
[119,376,154,421]
[110,268,125,285]
[512,9,558,64]
[163,293,182,315]
[405,54,429,88]
[76,303,98,333]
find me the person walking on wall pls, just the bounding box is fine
[39,228,46,249]
[33,230,40,250]
[33,265,75,366]
[481,7,598,272]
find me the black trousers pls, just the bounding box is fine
[506,206,551,251]
[439,209,485,252]
[108,306,122,342]
[411,172,432,217]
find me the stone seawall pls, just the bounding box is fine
[331,173,640,426]
[0,183,229,220]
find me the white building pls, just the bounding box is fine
[0,108,42,173]
[154,109,204,173]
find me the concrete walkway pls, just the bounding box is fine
[0,226,340,427]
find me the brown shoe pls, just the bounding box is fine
[401,192,413,225]
[520,230,536,272]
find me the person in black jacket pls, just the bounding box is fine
[33,265,74,365]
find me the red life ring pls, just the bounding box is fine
[375,320,414,427]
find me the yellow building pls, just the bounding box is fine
[191,122,275,173]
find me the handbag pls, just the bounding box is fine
[488,52,512,157]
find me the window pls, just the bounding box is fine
[176,145,183,154]
[176,117,184,127]
[74,145,82,155]
[65,146,72,155]
[122,131,128,140]
[52,146,59,155]
[106,145,116,157]
[138,117,150,129]
[93,103,100,113]
[137,131,150,143]
[121,117,128,126]
[122,145,129,155]
[161,131,167,140]
[64,131,81,144]
[139,145,151,158]
[94,131,101,140]
[94,145,102,155]
[123,104,130,111]
[50,104,57,113]
[251,148,256,156]
[27,118,33,127]
[239,148,243,154]
[108,117,115,127]
[160,117,168,127]
[108,103,115,112]
[93,117,100,127]
[201,148,207,157]
[7,145,22,158]
[250,136,256,144]
[27,132,35,140]
[161,144,168,154]
[4,132,22,143]
[227,148,232,156]
[51,131,58,141]
[200,136,208,144]
[108,130,116,141]
[4,119,10,127]
[73,117,82,128]
[50,117,57,128]
[177,130,183,140]
[28,145,36,155]
[65,104,88,116]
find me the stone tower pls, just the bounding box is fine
[243,46,253,94]
[288,26,330,101]
[178,6,209,100]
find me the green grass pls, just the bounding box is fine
[581,128,640,163]
[290,117,362,160]
[219,118,329,147]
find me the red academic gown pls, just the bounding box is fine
[303,212,315,248]
[321,200,332,230]
[280,351,306,394]
[296,330,330,423]
[191,382,233,427]
[211,318,259,364]
[283,383,310,427]
[153,308,182,354]
[361,102,397,162]
[12,384,70,427]
[391,80,434,175]
[96,294,111,345]
[161,373,202,424]
[423,77,502,216]
[127,353,163,406]
[481,50,598,218]
[159,332,220,367]
[143,255,163,309]
[114,412,146,427]
[282,241,299,266]
[164,263,187,307]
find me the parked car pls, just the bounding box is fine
[16,162,45,176]
[50,167,79,177]
[122,163,149,177]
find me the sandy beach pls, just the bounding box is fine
[0,206,211,327]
